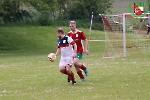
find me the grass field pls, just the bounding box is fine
[0,26,150,100]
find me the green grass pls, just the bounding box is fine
[0,26,104,53]
[0,26,150,100]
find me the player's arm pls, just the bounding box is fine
[55,48,60,56]
[81,32,89,55]
[84,39,89,55]
[72,43,77,58]
[147,24,149,27]
[147,23,150,27]
[84,39,88,51]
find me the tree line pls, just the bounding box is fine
[0,0,114,24]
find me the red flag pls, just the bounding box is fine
[134,3,143,16]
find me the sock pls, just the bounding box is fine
[69,71,75,82]
[79,64,86,70]
[77,70,84,79]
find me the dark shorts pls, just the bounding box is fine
[76,53,82,60]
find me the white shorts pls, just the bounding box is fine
[59,56,73,67]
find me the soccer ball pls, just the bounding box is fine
[48,53,56,62]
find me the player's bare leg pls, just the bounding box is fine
[67,57,86,82]
[59,66,66,74]
[65,64,76,85]
[74,64,85,82]
[147,27,150,34]
[74,58,88,77]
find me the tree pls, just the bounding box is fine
[0,0,31,23]
[0,0,114,24]
[29,0,67,20]
[66,0,114,20]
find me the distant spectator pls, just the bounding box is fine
[147,20,150,34]
[147,13,150,34]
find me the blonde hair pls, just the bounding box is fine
[70,21,76,25]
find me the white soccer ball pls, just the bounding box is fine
[48,53,56,62]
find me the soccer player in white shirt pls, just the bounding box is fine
[55,28,77,85]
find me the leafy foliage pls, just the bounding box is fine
[66,0,114,20]
[0,0,113,30]
[0,0,114,24]
[0,0,31,23]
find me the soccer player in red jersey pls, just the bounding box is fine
[68,21,89,82]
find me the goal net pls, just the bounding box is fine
[100,13,150,58]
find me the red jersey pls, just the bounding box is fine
[68,30,87,54]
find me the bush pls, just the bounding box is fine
[52,20,69,26]
[0,17,4,25]
[0,17,104,30]
[51,20,104,31]
[38,14,52,26]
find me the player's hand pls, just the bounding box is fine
[84,49,89,55]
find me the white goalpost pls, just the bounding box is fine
[123,13,126,57]
[100,13,150,58]
[88,12,94,51]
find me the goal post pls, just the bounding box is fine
[123,13,126,57]
[100,13,150,58]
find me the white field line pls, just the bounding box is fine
[89,39,150,42]
[89,40,105,42]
